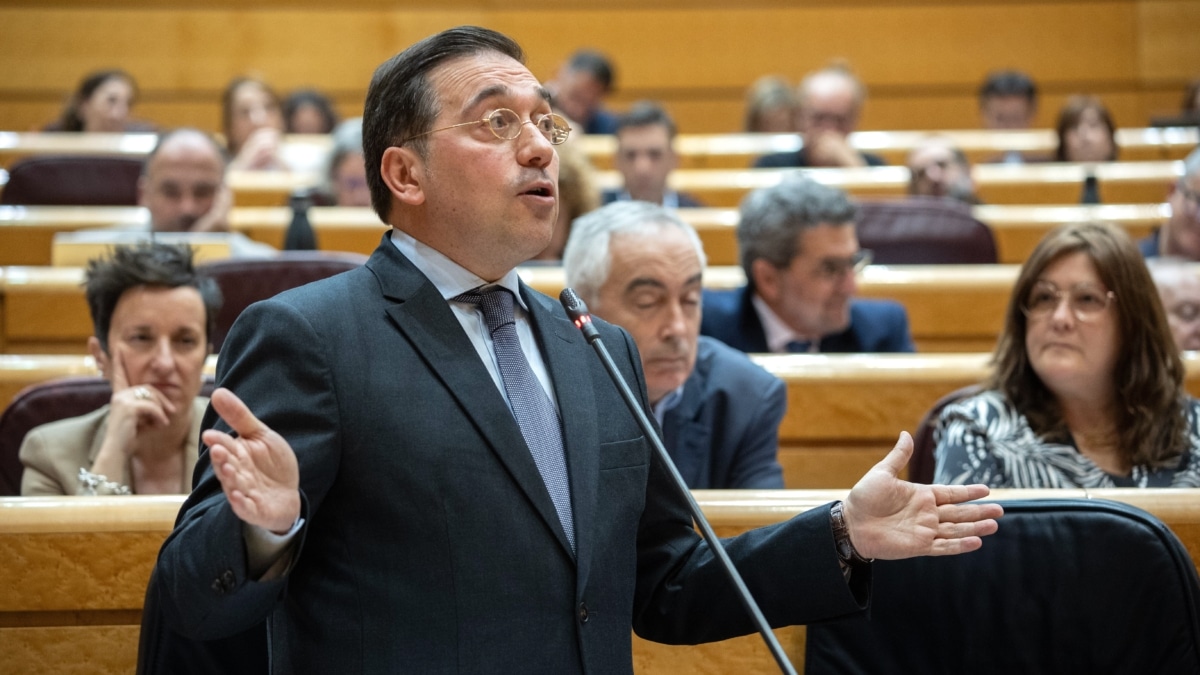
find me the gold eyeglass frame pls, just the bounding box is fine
[400,108,572,146]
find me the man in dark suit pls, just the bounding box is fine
[1139,147,1200,260]
[702,177,916,354]
[564,201,784,489]
[545,48,619,135]
[754,66,885,169]
[600,102,704,209]
[148,26,1000,673]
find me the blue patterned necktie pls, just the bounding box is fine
[454,286,575,553]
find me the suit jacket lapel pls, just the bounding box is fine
[661,354,708,487]
[522,283,597,574]
[369,236,575,558]
[736,286,771,353]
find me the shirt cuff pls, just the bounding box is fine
[244,517,304,580]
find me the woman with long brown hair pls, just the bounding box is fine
[934,221,1200,487]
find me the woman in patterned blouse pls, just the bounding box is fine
[934,221,1200,488]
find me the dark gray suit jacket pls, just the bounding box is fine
[151,234,867,674]
[660,337,786,489]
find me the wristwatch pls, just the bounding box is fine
[830,501,872,566]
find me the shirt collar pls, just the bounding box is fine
[389,229,527,311]
[613,190,681,209]
[652,384,686,426]
[751,292,818,353]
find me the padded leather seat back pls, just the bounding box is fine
[0,376,215,495]
[1,155,142,206]
[200,251,368,352]
[806,499,1200,675]
[907,384,983,484]
[857,197,997,264]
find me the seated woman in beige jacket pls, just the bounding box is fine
[20,243,222,495]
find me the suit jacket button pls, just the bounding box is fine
[578,602,589,624]
[211,578,226,595]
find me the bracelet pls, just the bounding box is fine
[78,467,132,496]
[830,501,873,566]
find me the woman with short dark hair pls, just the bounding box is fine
[19,243,222,495]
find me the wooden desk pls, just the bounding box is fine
[590,161,1182,208]
[4,128,1194,172]
[522,263,1016,354]
[0,203,1165,269]
[0,132,333,171]
[0,205,387,266]
[3,489,1198,674]
[679,203,1167,267]
[8,351,1200,490]
[580,127,1199,169]
[0,264,1014,354]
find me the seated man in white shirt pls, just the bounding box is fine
[136,128,276,258]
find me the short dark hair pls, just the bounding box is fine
[57,69,137,132]
[615,101,677,139]
[737,177,858,281]
[567,50,615,92]
[362,26,525,224]
[85,243,223,352]
[283,88,339,134]
[979,70,1038,104]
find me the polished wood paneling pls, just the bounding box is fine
[3,489,1199,674]
[0,2,1191,133]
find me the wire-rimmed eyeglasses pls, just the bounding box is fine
[400,108,572,146]
[813,249,873,281]
[1021,280,1116,322]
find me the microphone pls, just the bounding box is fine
[559,288,798,675]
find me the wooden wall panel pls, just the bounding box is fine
[0,2,1193,134]
[1136,1,1200,81]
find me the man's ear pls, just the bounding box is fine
[751,258,781,304]
[381,146,426,206]
[87,336,109,378]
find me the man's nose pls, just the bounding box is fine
[516,125,554,167]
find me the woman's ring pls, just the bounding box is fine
[134,387,151,400]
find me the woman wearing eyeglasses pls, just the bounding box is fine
[933,221,1200,488]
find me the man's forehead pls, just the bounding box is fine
[618,124,671,145]
[796,223,857,253]
[430,52,547,110]
[610,230,701,279]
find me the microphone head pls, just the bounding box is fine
[559,288,590,323]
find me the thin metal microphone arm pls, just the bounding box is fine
[558,288,797,675]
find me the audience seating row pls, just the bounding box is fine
[1,263,1018,354]
[2,489,1198,674]
[0,202,1165,267]
[2,128,1195,171]
[0,150,1181,211]
[7,353,1200,490]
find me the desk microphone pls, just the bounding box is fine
[559,288,797,675]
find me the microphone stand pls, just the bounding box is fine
[559,289,798,675]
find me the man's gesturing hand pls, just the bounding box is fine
[843,431,1003,560]
[204,387,301,534]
